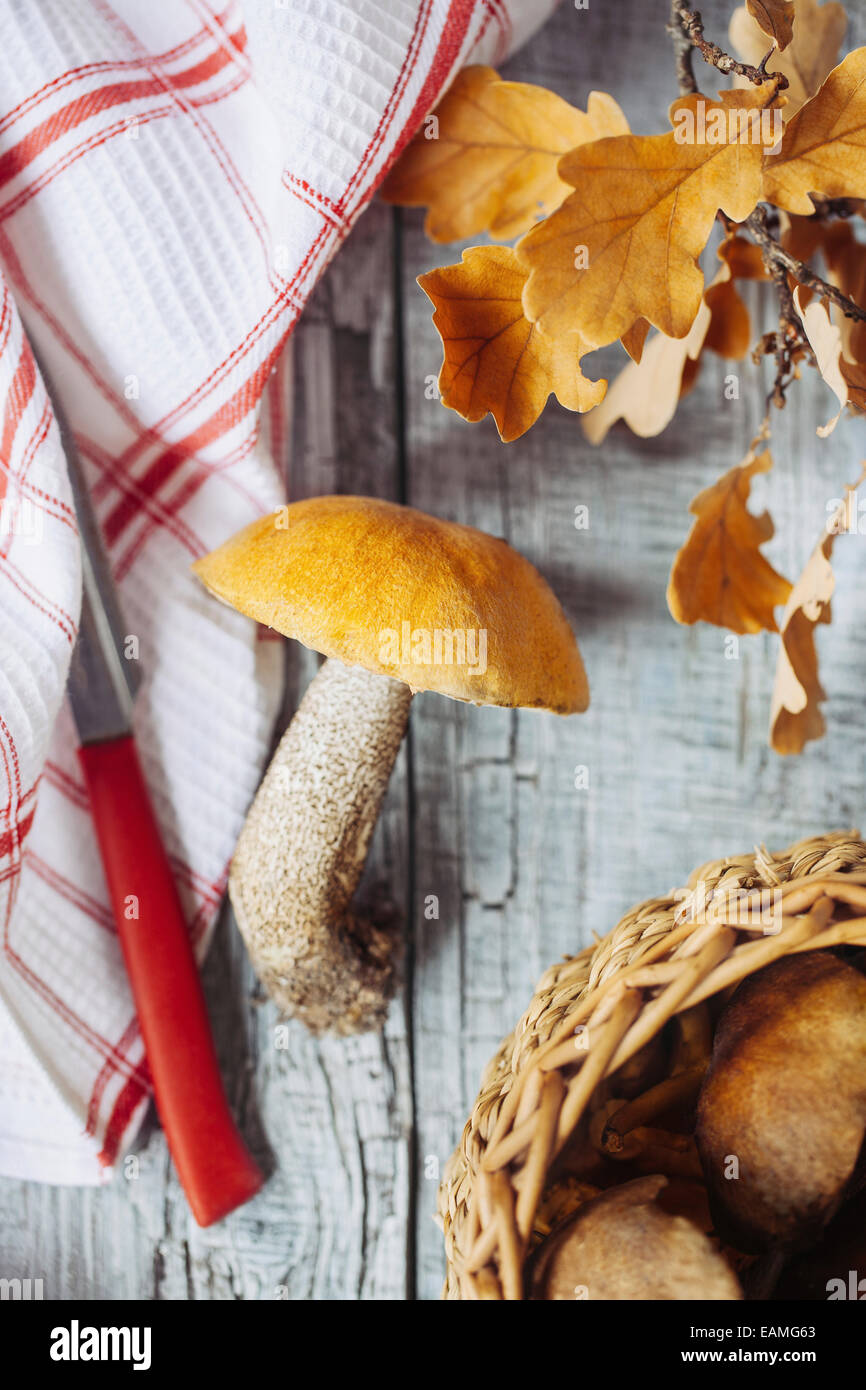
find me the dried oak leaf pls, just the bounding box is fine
[717,232,770,282]
[763,48,866,213]
[582,301,711,444]
[381,66,629,243]
[840,358,866,412]
[418,244,605,442]
[746,0,796,50]
[794,287,850,434]
[518,86,781,350]
[667,448,791,634]
[822,221,866,365]
[730,0,847,116]
[793,284,866,431]
[703,280,751,358]
[770,480,865,754]
[781,212,833,261]
[621,318,651,364]
[585,238,761,444]
[703,237,765,360]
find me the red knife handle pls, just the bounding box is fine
[78,735,263,1226]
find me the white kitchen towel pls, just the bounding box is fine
[0,0,555,1186]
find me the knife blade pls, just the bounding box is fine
[36,349,141,738]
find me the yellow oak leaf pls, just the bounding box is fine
[763,48,866,212]
[418,245,605,442]
[770,474,865,754]
[746,0,795,50]
[381,66,629,243]
[667,447,791,633]
[518,86,782,350]
[730,0,847,116]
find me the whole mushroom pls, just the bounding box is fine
[695,951,866,1254]
[528,1174,742,1300]
[193,495,588,1034]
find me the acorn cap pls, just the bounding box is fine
[193,495,588,714]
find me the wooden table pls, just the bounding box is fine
[2,0,865,1300]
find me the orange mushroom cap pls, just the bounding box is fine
[193,495,588,715]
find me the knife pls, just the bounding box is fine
[36,341,264,1226]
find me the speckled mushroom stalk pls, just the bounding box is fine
[229,658,412,1035]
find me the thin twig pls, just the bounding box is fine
[669,0,788,93]
[765,256,802,407]
[746,206,866,327]
[667,0,698,95]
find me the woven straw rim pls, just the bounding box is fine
[438,830,866,1300]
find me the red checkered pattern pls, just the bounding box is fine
[0,0,553,1186]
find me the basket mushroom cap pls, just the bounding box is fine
[192,495,588,714]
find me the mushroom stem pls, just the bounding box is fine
[229,657,412,1034]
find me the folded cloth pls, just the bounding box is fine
[0,0,554,1185]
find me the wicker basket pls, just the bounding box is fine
[438,830,866,1300]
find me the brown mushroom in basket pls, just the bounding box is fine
[528,1175,742,1300]
[193,495,588,1035]
[696,951,866,1254]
